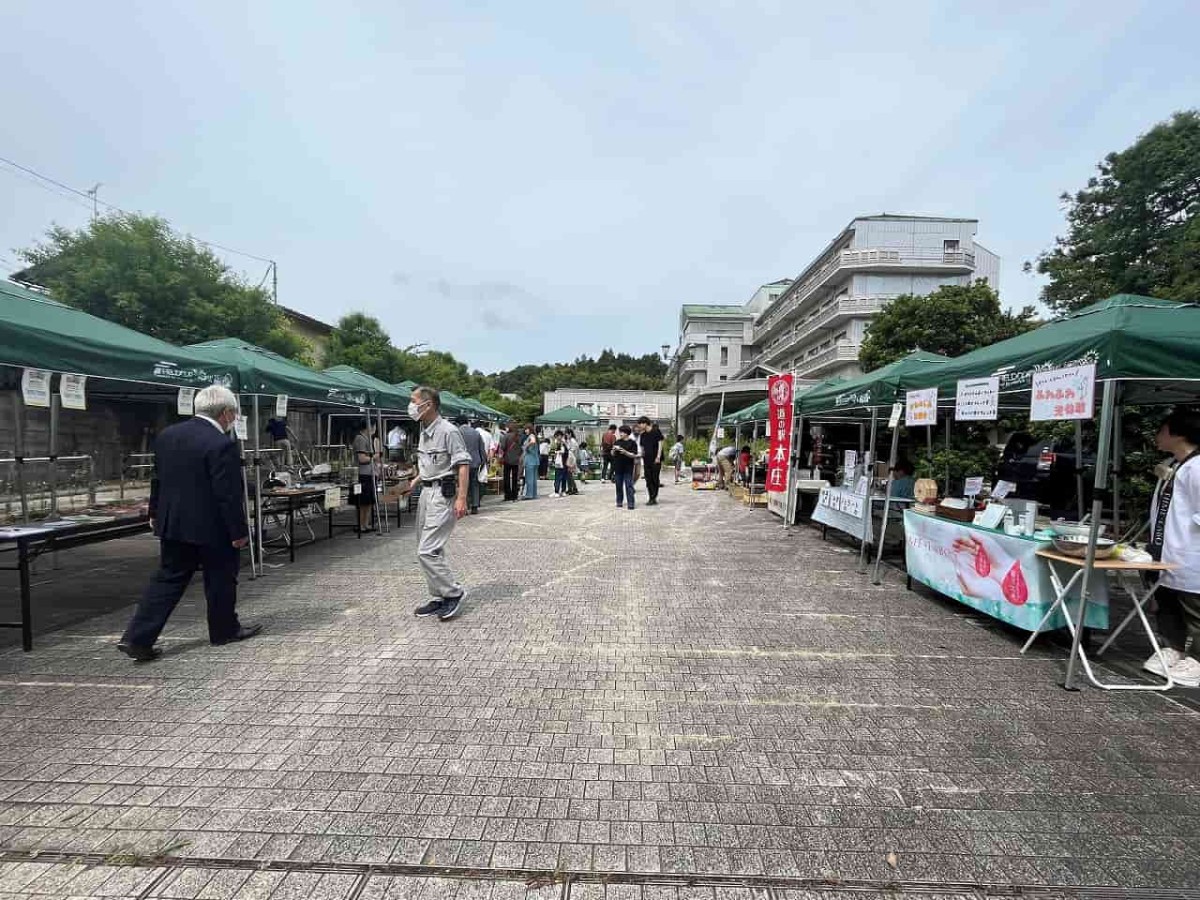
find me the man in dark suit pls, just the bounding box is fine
[118,385,261,662]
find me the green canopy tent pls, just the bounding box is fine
[894,296,1200,405]
[394,380,419,391]
[797,351,953,418]
[0,280,239,392]
[322,365,411,412]
[535,405,601,426]
[0,280,246,532]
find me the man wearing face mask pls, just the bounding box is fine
[401,386,472,621]
[117,385,259,662]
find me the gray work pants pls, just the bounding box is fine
[417,487,462,600]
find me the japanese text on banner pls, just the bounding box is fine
[1030,363,1096,421]
[766,374,794,493]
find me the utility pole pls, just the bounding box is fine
[271,261,278,304]
[86,183,102,220]
[663,343,694,438]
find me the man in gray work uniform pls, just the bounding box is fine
[403,386,472,621]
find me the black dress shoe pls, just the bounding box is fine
[117,642,161,662]
[211,624,263,646]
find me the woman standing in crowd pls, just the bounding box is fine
[522,425,541,500]
[538,432,551,481]
[553,431,570,497]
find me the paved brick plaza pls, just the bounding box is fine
[1,480,1199,898]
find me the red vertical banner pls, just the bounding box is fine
[766,374,794,493]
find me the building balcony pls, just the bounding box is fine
[758,295,891,366]
[755,247,975,340]
[793,343,862,379]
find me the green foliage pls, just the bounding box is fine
[17,213,311,362]
[858,281,1037,372]
[682,437,710,464]
[914,443,1001,494]
[1032,109,1200,313]
[489,349,667,398]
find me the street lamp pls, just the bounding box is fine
[662,342,699,439]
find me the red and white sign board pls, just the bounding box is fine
[766,374,794,494]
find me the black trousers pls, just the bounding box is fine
[503,464,520,500]
[1157,585,1200,656]
[644,461,662,501]
[122,539,241,647]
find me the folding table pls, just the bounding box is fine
[1021,550,1177,691]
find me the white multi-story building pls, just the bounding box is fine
[667,281,792,436]
[740,214,999,381]
[671,215,999,435]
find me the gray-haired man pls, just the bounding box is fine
[401,386,472,620]
[118,385,260,661]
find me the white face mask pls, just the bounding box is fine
[407,400,425,419]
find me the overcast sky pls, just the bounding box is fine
[2,2,1197,373]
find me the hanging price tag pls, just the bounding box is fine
[177,387,196,416]
[275,394,288,417]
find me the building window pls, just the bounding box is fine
[719,375,728,382]
[720,347,729,366]
[833,331,847,343]
[944,239,960,252]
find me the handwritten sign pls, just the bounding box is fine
[324,486,342,510]
[992,479,1016,500]
[844,450,858,473]
[905,388,938,427]
[21,368,51,408]
[177,387,196,416]
[855,476,870,496]
[955,377,999,421]
[964,476,984,496]
[275,394,289,417]
[888,402,903,429]
[1030,363,1095,421]
[59,374,87,410]
[819,486,864,519]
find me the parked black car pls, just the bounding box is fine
[997,432,1095,519]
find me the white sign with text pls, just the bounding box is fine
[955,377,999,421]
[59,374,87,410]
[1030,363,1096,422]
[905,388,938,427]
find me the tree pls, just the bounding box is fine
[858,281,1037,372]
[325,312,401,381]
[1031,109,1200,312]
[16,213,310,361]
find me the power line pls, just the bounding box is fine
[0,154,276,266]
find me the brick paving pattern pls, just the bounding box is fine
[1,480,1199,897]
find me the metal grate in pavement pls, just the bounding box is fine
[3,849,1198,900]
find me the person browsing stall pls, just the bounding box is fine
[401,387,472,621]
[352,418,379,534]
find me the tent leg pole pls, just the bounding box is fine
[1111,400,1123,536]
[750,421,758,503]
[786,410,802,528]
[858,407,878,574]
[925,425,933,472]
[48,390,60,517]
[873,423,903,584]
[14,394,28,523]
[254,396,264,571]
[239,395,258,579]
[1064,380,1116,691]
[1074,420,1085,523]
[943,417,951,497]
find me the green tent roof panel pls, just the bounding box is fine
[0,280,240,389]
[187,338,371,407]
